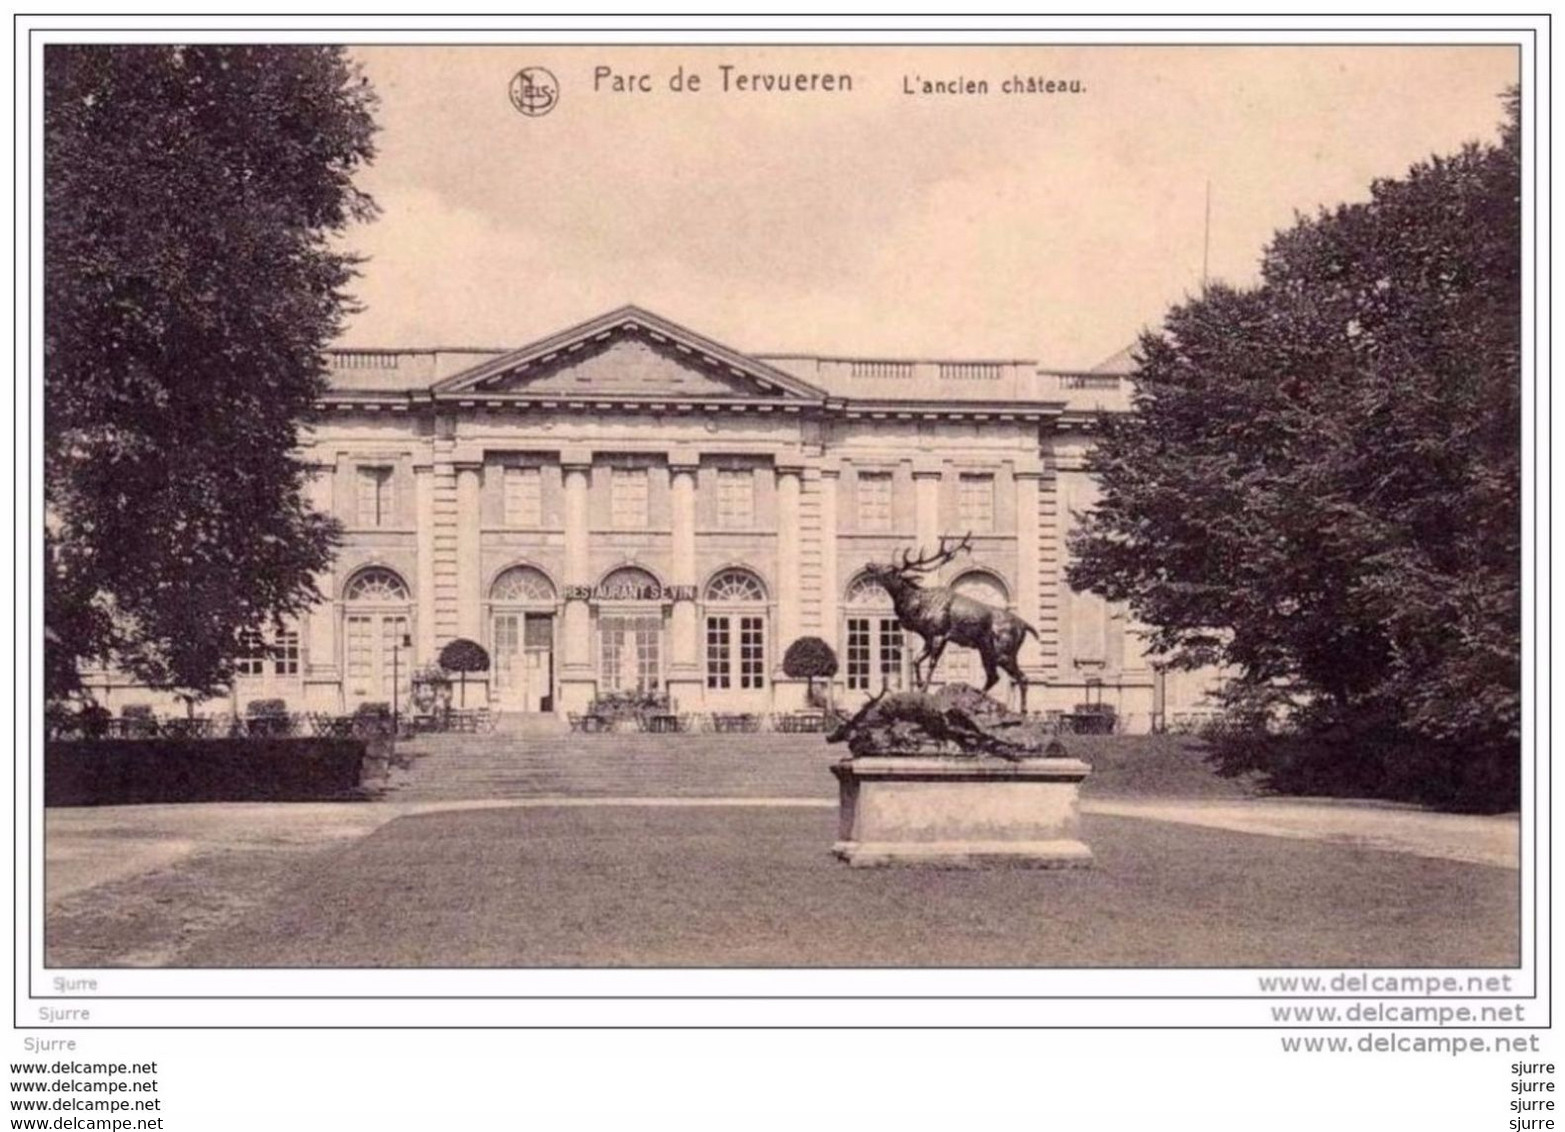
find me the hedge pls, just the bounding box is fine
[45,738,372,806]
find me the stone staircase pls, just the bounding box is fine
[376,729,840,802]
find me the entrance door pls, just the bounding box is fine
[345,613,411,707]
[494,612,554,711]
[524,613,554,713]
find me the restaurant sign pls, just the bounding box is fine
[565,582,698,603]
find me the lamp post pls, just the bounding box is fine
[392,631,411,736]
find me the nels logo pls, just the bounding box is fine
[508,67,559,117]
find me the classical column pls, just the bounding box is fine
[1014,468,1044,673]
[818,468,841,657]
[561,453,593,678]
[413,461,435,664]
[453,457,483,644]
[668,459,700,679]
[301,458,339,711]
[776,464,803,654]
[913,465,942,550]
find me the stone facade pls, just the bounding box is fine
[92,306,1220,732]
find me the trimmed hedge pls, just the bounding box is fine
[45,738,371,806]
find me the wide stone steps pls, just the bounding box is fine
[376,731,841,801]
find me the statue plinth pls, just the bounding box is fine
[830,756,1094,868]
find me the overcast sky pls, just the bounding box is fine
[335,45,1516,369]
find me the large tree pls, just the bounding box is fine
[45,45,377,699]
[1068,93,1520,809]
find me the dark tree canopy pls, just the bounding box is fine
[1068,92,1520,809]
[438,639,491,674]
[45,45,378,699]
[782,636,839,680]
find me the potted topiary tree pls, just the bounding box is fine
[438,638,491,710]
[782,636,839,712]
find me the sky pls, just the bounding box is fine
[335,45,1517,370]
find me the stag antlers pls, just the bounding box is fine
[894,532,974,575]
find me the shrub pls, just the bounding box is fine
[119,703,158,738]
[352,701,395,738]
[438,638,490,708]
[78,703,111,739]
[245,698,294,737]
[782,637,839,707]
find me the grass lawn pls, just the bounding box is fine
[112,804,1513,969]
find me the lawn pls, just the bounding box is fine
[122,803,1514,969]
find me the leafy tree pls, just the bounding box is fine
[438,638,491,708]
[782,636,839,707]
[45,46,378,700]
[1068,92,1520,810]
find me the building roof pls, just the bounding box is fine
[322,304,1133,415]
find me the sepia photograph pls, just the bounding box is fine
[40,42,1523,973]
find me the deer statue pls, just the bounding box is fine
[860,532,1039,712]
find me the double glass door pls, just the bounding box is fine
[344,613,411,708]
[494,612,554,712]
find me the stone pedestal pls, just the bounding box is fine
[830,756,1093,868]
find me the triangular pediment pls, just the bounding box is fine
[433,306,829,403]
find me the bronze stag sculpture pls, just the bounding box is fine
[860,533,1039,712]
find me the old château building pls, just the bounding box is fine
[112,305,1220,730]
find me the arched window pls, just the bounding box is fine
[490,565,557,605]
[704,568,768,692]
[344,566,410,604]
[936,570,1013,686]
[844,571,893,610]
[597,566,662,603]
[705,568,767,604]
[843,570,905,692]
[340,567,412,708]
[952,569,1009,607]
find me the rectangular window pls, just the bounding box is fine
[857,472,893,532]
[503,466,543,528]
[739,616,765,689]
[715,470,755,529]
[610,468,649,528]
[878,619,905,690]
[705,617,732,689]
[356,466,395,528]
[272,630,300,677]
[958,473,995,533]
[846,617,872,691]
[235,630,266,677]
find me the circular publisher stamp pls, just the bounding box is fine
[508,67,559,117]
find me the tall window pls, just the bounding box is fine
[958,473,995,533]
[273,629,300,676]
[936,572,1011,686]
[857,472,893,532]
[596,566,663,693]
[843,573,907,691]
[235,630,266,677]
[599,616,661,693]
[704,568,768,690]
[715,469,755,529]
[610,468,649,528]
[356,466,395,527]
[503,467,543,528]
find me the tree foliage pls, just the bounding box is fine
[45,46,378,699]
[438,639,491,674]
[782,636,839,680]
[1068,93,1520,809]
[438,638,490,711]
